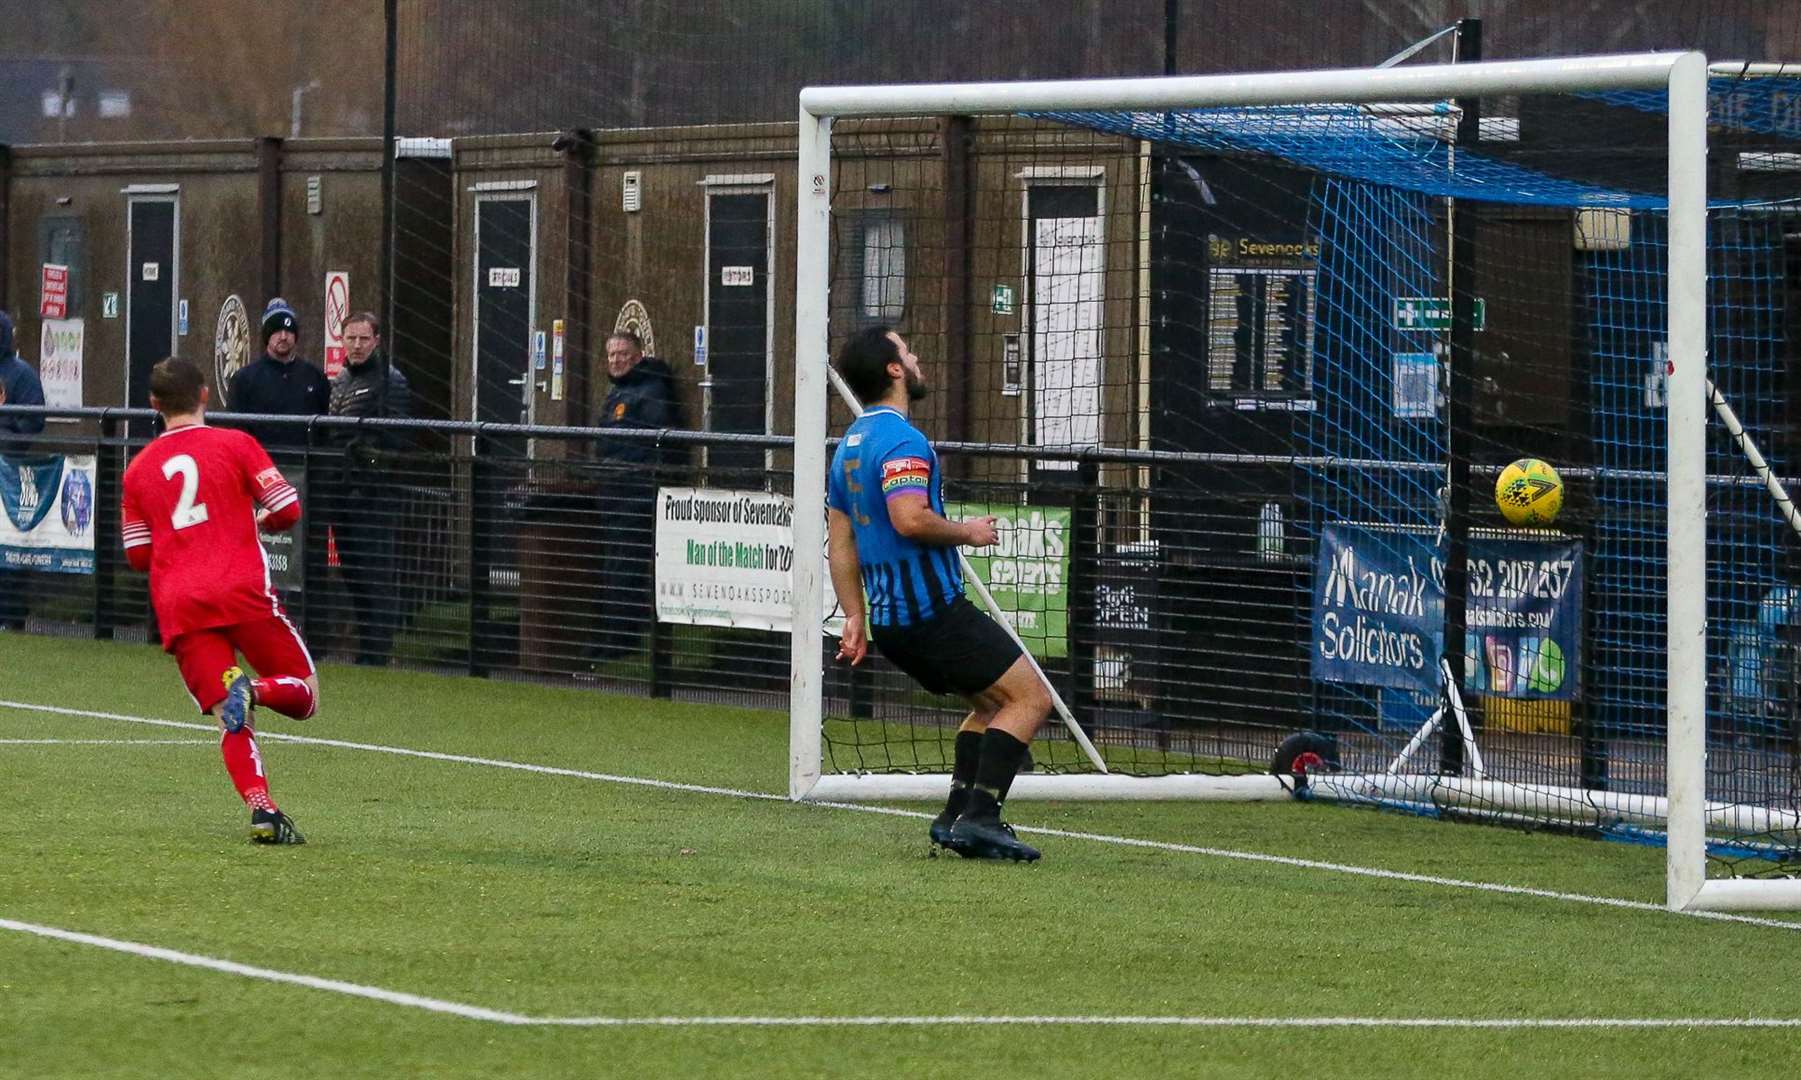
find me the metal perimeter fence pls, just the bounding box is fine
[0,406,1323,748]
[9,403,1797,810]
[2,409,791,704]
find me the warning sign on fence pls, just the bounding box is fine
[323,271,349,377]
[40,264,68,319]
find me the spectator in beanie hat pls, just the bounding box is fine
[225,297,330,448]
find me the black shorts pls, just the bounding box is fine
[871,597,1023,698]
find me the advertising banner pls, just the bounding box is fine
[259,462,305,594]
[651,489,1073,659]
[1462,536,1583,699]
[655,487,796,631]
[949,502,1070,661]
[0,454,96,573]
[1312,525,1442,692]
[38,318,83,409]
[1311,524,1581,700]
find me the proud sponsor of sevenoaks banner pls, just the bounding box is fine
[655,487,797,631]
[653,489,1072,653]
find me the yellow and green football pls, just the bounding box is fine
[1495,458,1563,527]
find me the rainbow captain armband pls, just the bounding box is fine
[880,456,931,499]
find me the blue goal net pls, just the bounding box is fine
[818,75,1801,872]
[1033,77,1801,864]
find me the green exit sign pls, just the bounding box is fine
[1394,296,1485,332]
[991,284,1015,316]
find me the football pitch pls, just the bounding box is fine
[2,633,1796,1079]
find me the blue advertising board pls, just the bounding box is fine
[1312,524,1581,700]
[0,454,96,574]
[1462,536,1583,700]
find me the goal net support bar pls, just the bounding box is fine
[807,773,1291,803]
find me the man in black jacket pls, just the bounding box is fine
[325,311,411,665]
[0,311,44,450]
[0,310,46,630]
[599,331,681,465]
[225,298,330,449]
[593,331,680,661]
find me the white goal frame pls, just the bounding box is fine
[790,51,1800,912]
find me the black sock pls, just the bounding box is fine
[969,728,1030,817]
[940,730,984,819]
[962,787,998,821]
[953,730,983,785]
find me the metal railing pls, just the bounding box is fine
[0,407,793,698]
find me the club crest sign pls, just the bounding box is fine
[615,299,655,357]
[214,294,251,406]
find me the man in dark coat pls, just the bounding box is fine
[599,330,681,466]
[225,297,330,449]
[0,310,46,629]
[324,311,411,666]
[593,330,681,660]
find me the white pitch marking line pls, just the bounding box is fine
[0,917,531,1024]
[4,698,1800,934]
[5,913,1801,1031]
[0,738,216,746]
[533,1016,1801,1029]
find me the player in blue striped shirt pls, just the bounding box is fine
[827,327,1049,862]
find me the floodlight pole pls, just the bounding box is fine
[379,0,398,343]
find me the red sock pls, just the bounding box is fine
[221,729,276,811]
[251,676,316,719]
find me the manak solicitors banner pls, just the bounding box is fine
[0,454,97,573]
[1311,523,1581,700]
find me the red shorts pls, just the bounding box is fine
[170,615,316,715]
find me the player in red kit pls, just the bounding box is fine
[122,358,319,844]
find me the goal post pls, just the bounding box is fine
[791,52,1801,912]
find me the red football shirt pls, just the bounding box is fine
[121,424,300,643]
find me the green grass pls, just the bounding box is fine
[1,632,1797,1079]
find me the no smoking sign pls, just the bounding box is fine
[323,271,350,377]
